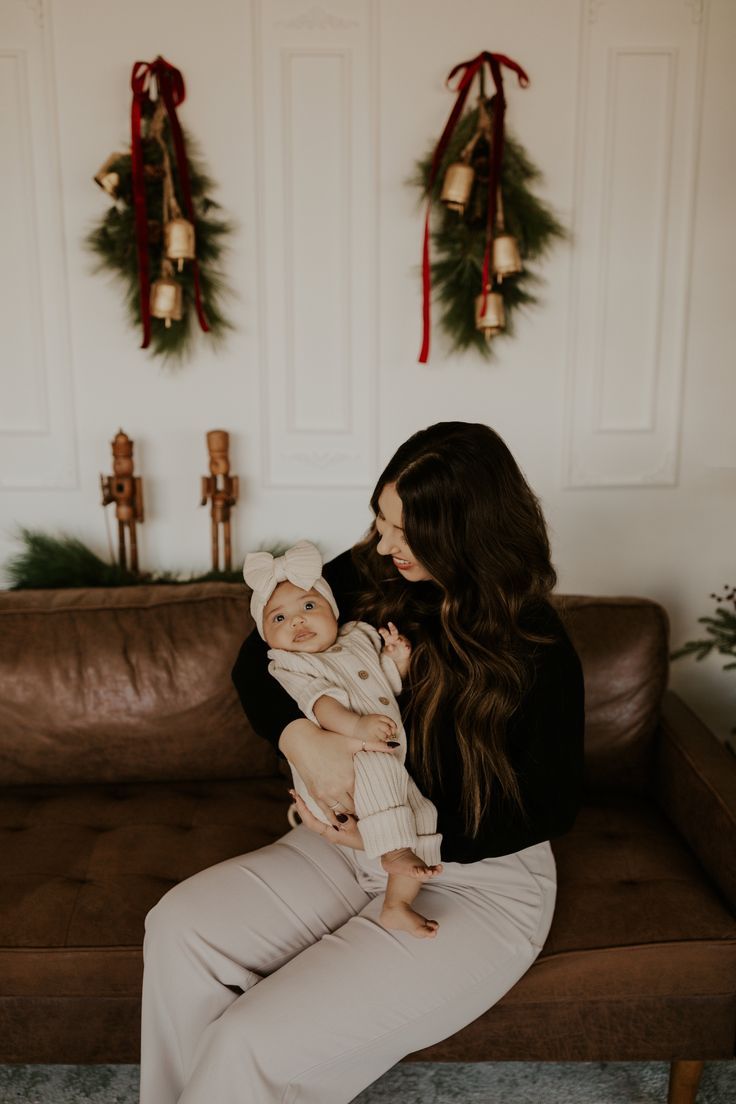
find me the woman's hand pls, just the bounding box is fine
[279,718,397,829]
[288,789,365,850]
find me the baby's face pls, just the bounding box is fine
[263,581,339,653]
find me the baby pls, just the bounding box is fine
[243,540,444,939]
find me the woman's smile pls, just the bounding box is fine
[375,483,434,582]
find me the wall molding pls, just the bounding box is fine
[563,0,707,488]
[0,0,78,489]
[252,0,378,489]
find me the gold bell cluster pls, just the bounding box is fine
[93,152,126,199]
[439,96,523,342]
[148,98,196,328]
[93,100,196,331]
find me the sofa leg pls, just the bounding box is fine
[667,1060,704,1104]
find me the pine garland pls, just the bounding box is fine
[86,105,235,364]
[3,530,295,590]
[414,100,566,358]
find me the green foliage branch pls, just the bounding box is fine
[4,530,241,589]
[670,585,736,734]
[413,98,566,358]
[85,101,235,363]
[670,586,736,670]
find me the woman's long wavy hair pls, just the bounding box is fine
[351,422,558,838]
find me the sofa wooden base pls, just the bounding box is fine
[668,1060,704,1104]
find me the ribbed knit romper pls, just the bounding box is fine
[267,620,442,866]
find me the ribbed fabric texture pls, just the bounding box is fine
[353,751,442,866]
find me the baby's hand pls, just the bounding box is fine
[353,713,397,742]
[378,622,412,661]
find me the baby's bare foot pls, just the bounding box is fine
[380,847,443,880]
[379,901,439,939]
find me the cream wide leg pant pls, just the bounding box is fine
[139,823,556,1104]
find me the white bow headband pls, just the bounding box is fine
[243,540,339,639]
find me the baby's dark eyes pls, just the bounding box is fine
[304,601,316,610]
[273,613,285,623]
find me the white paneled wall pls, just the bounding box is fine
[564,0,705,487]
[0,0,734,744]
[0,0,76,488]
[253,0,378,487]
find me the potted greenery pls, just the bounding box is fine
[670,585,736,739]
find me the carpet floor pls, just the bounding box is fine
[0,1061,734,1103]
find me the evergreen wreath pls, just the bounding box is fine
[415,109,566,356]
[415,76,566,360]
[86,58,234,363]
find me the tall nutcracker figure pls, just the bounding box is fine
[200,429,239,571]
[100,429,145,572]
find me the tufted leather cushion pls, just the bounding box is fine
[414,800,736,1061]
[0,587,668,795]
[1,586,734,1065]
[1,783,734,1062]
[552,595,669,795]
[0,584,277,785]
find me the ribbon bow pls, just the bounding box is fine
[243,540,323,601]
[130,55,210,348]
[418,51,529,363]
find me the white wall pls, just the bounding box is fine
[1,0,734,745]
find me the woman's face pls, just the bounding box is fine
[375,482,433,582]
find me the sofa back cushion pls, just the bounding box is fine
[553,595,670,795]
[0,586,669,794]
[0,583,278,784]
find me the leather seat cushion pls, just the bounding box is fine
[2,782,735,1062]
[1,781,734,991]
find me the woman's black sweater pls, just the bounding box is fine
[230,549,586,863]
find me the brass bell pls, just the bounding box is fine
[150,277,183,328]
[440,162,475,214]
[475,288,505,340]
[164,218,196,272]
[93,153,125,198]
[493,233,522,281]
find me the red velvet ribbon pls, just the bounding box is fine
[130,56,210,348]
[418,52,529,364]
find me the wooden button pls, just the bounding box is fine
[358,670,369,680]
[331,646,342,653]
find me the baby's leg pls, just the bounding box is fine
[378,872,440,939]
[380,847,442,879]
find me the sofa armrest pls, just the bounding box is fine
[654,689,736,913]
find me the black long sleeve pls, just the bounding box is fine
[231,549,585,861]
[428,608,585,861]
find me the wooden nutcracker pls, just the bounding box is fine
[100,429,144,572]
[200,430,239,571]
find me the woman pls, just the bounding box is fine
[139,421,585,1104]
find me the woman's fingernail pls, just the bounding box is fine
[336,813,348,822]
[387,741,400,747]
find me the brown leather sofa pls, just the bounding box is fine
[1,583,734,1103]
